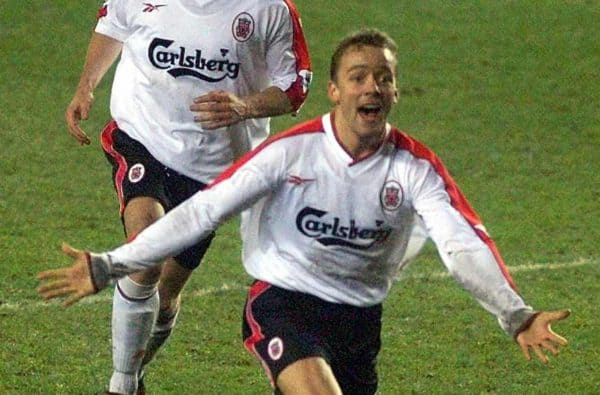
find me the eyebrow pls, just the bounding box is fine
[346,64,369,73]
[345,64,393,74]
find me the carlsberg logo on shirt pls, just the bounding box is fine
[148,38,240,81]
[296,207,392,250]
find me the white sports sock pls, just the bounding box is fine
[141,302,180,370]
[109,276,159,395]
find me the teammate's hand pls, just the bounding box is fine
[516,310,570,363]
[37,243,97,306]
[191,90,249,130]
[65,89,94,145]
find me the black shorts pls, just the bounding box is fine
[100,120,214,270]
[242,281,382,395]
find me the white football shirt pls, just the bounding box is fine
[95,0,311,182]
[100,113,532,334]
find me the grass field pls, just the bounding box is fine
[1,0,598,393]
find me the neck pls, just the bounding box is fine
[332,111,386,160]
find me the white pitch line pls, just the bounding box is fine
[2,258,595,311]
[398,257,595,280]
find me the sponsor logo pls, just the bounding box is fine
[143,3,166,12]
[128,163,145,183]
[267,337,284,360]
[232,12,255,42]
[148,38,240,81]
[296,207,392,250]
[380,180,403,211]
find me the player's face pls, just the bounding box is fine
[328,45,398,147]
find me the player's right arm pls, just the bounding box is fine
[66,32,122,145]
[37,137,288,305]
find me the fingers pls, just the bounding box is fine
[542,309,570,346]
[190,91,247,129]
[549,330,568,346]
[517,309,571,364]
[68,125,92,145]
[65,107,91,145]
[531,345,549,364]
[548,309,571,321]
[541,340,559,356]
[193,90,228,104]
[37,279,74,300]
[195,115,239,130]
[61,242,82,258]
[37,268,69,281]
[519,341,532,361]
[192,104,242,129]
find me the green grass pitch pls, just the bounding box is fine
[0,0,598,393]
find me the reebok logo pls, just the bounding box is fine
[287,175,315,185]
[143,3,166,12]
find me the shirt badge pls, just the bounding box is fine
[380,180,403,211]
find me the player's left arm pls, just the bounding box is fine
[409,155,570,363]
[37,140,287,306]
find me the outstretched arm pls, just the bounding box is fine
[36,150,278,305]
[409,151,570,363]
[65,32,122,145]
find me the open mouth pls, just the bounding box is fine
[358,104,382,121]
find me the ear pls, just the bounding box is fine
[393,87,399,103]
[327,80,340,104]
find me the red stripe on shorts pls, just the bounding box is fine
[243,280,275,386]
[100,120,128,216]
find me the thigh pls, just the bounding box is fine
[277,357,342,395]
[242,281,330,387]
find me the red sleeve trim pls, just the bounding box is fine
[390,129,518,291]
[281,0,311,111]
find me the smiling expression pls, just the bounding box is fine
[328,44,398,158]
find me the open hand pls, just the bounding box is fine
[37,243,97,306]
[516,310,570,363]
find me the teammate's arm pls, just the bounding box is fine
[190,87,293,130]
[190,1,311,130]
[65,32,122,145]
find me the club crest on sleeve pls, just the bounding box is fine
[380,180,403,211]
[267,337,284,361]
[232,12,255,42]
[128,163,146,183]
